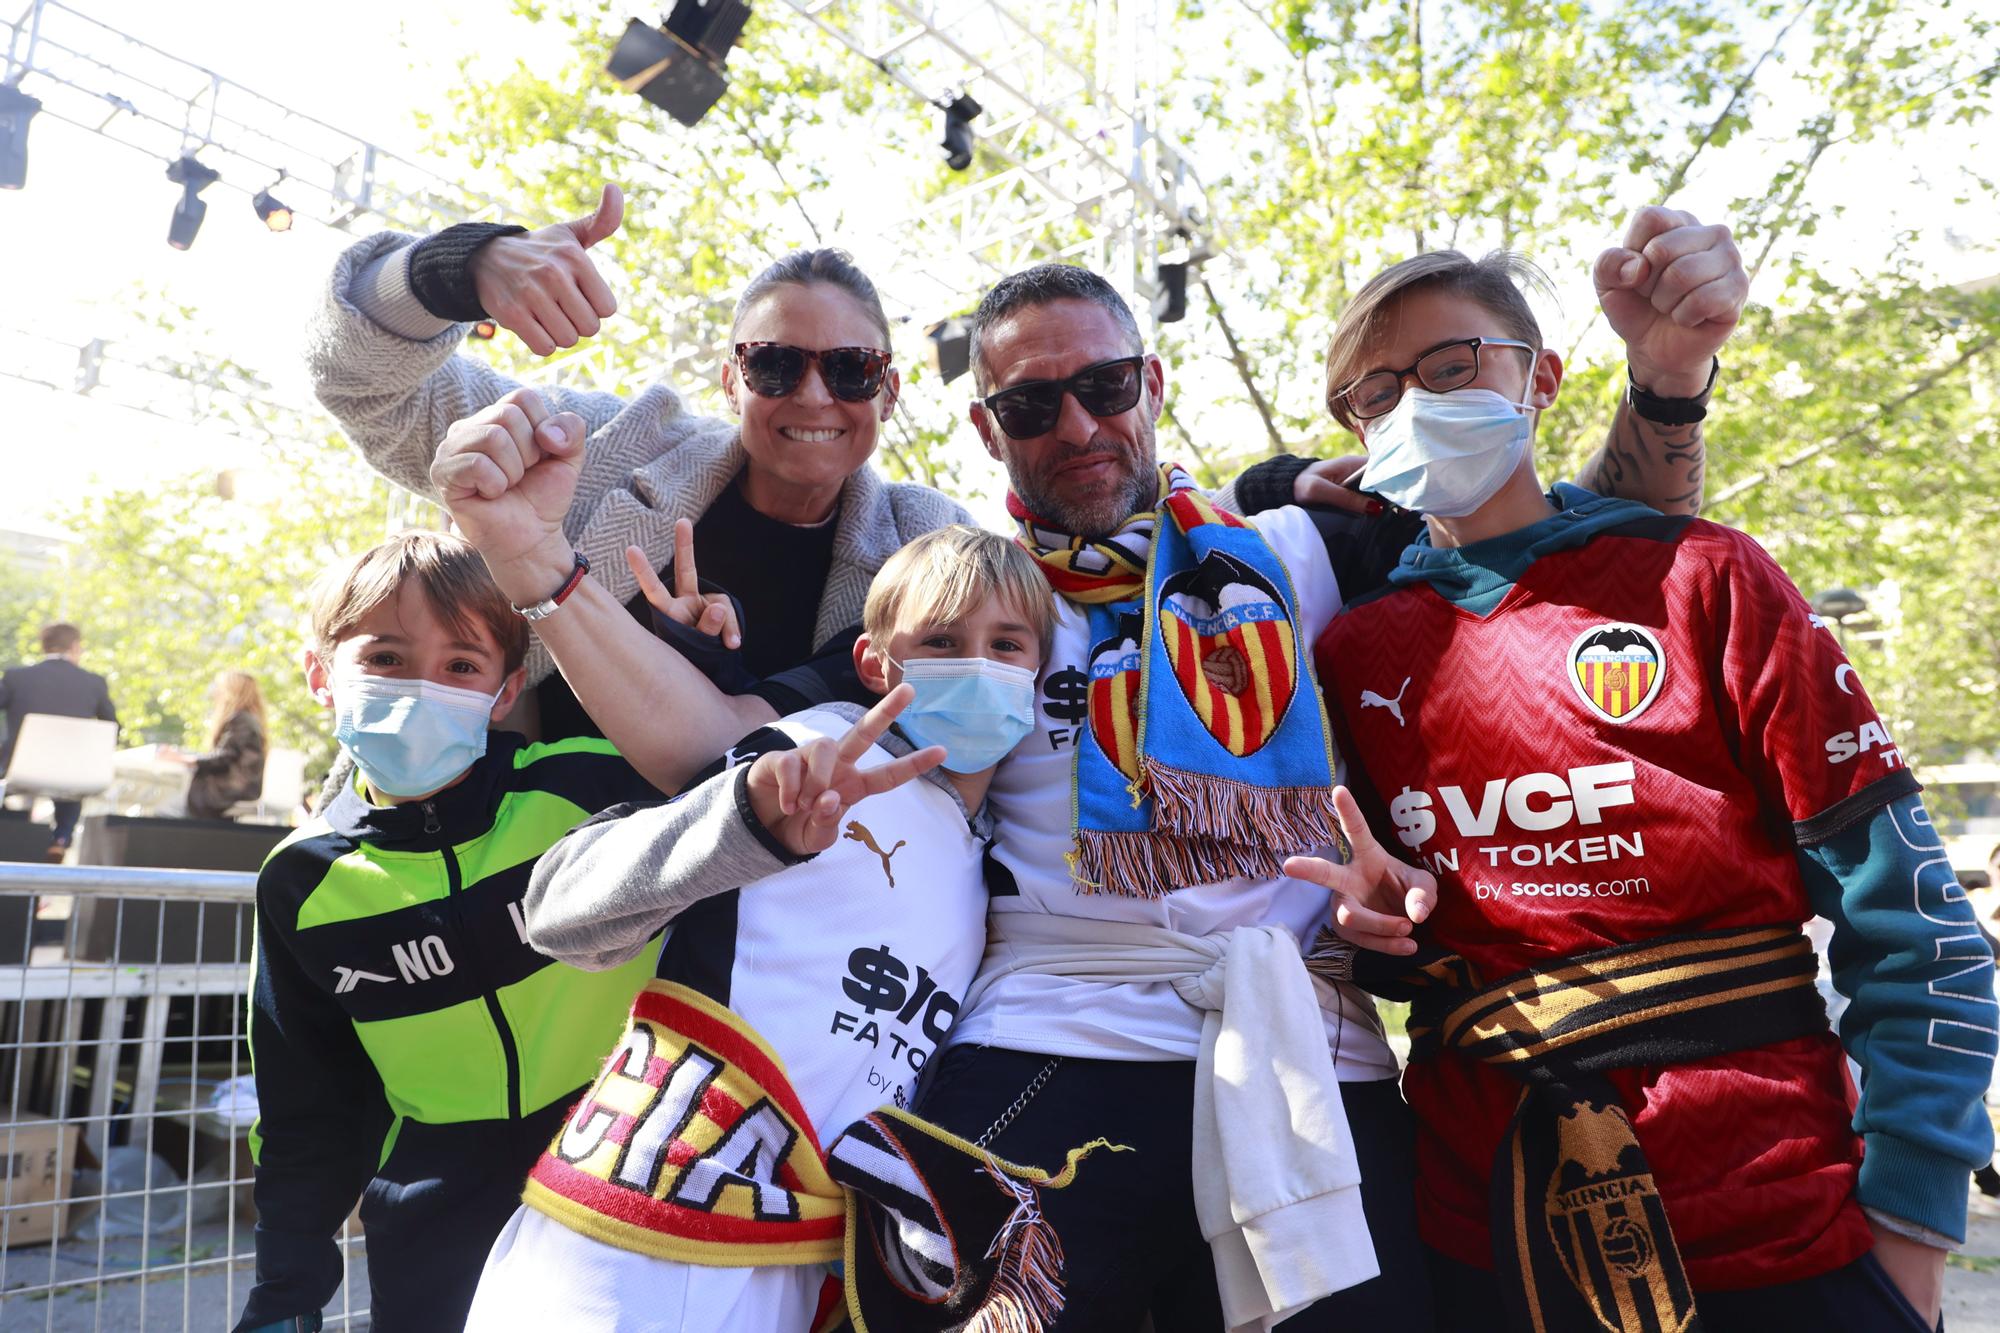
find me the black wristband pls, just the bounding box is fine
[1627,357,1718,426]
[407,222,529,322]
[1231,454,1314,515]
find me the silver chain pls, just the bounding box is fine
[972,1056,1062,1150]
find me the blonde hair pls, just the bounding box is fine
[1323,250,1554,430]
[309,531,529,672]
[863,525,1055,657]
[205,670,266,747]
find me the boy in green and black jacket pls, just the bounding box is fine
[234,532,656,1333]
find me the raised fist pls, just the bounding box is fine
[431,388,585,589]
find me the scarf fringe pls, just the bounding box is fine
[1142,761,1342,851]
[965,1157,1067,1333]
[1070,828,1288,898]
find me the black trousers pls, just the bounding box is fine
[358,1098,572,1333]
[1430,1245,1943,1333]
[912,1045,1431,1332]
[49,798,80,847]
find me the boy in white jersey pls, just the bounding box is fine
[463,525,1054,1332]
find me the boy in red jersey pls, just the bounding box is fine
[1282,250,1994,1333]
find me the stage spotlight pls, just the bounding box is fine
[1153,233,1192,324]
[253,177,294,232]
[607,1,751,128]
[0,84,40,190]
[471,320,499,340]
[939,93,981,171]
[926,317,971,384]
[1153,260,1189,324]
[165,154,220,250]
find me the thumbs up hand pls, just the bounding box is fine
[469,184,626,357]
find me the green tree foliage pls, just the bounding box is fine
[418,0,1996,765]
[6,324,408,776]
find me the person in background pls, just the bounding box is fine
[0,622,118,859]
[166,669,268,819]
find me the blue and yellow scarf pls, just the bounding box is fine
[1011,464,1343,895]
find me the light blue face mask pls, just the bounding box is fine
[1357,387,1534,518]
[891,657,1038,775]
[332,673,498,799]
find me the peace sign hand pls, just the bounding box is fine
[625,518,742,650]
[745,684,947,857]
[1283,786,1438,956]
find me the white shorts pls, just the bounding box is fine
[465,1205,829,1333]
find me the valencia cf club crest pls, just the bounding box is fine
[1156,552,1298,758]
[1567,623,1666,725]
[1543,1104,1697,1333]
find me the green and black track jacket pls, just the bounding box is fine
[236,734,658,1330]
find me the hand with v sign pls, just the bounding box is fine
[469,183,626,356]
[746,684,947,857]
[1283,786,1438,956]
[624,519,743,651]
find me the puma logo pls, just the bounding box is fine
[844,821,907,887]
[1360,676,1411,727]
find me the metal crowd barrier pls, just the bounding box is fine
[0,863,368,1331]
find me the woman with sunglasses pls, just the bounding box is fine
[308,184,970,780]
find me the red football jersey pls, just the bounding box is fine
[1314,514,1904,1290]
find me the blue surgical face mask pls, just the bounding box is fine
[890,657,1037,775]
[332,672,498,799]
[1357,387,1534,518]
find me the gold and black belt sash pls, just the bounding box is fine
[1332,924,1828,1333]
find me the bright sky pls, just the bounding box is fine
[0,0,1993,544]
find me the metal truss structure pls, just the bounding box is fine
[777,0,1217,327]
[3,0,1213,399]
[1,0,504,234]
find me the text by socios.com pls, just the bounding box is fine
[1471,877,1653,900]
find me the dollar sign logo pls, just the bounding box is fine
[1390,786,1436,849]
[842,944,910,1014]
[1042,667,1089,725]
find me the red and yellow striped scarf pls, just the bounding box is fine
[1009,464,1342,894]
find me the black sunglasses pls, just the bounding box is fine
[734,342,893,403]
[979,355,1146,440]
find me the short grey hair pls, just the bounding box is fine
[968,263,1144,392]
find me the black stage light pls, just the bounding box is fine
[607,2,751,128]
[1153,259,1189,324]
[665,0,752,59]
[253,177,294,232]
[940,92,981,171]
[926,317,972,384]
[0,83,40,190]
[165,155,221,250]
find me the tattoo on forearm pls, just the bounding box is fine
[1578,400,1707,516]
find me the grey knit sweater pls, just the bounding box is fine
[306,231,974,686]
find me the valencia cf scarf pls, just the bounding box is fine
[1011,463,1343,896]
[521,980,846,1266]
[1317,924,1829,1333]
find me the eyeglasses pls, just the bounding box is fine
[1332,337,1535,421]
[978,355,1146,440]
[733,342,893,403]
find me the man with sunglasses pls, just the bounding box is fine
[860,208,1747,1333]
